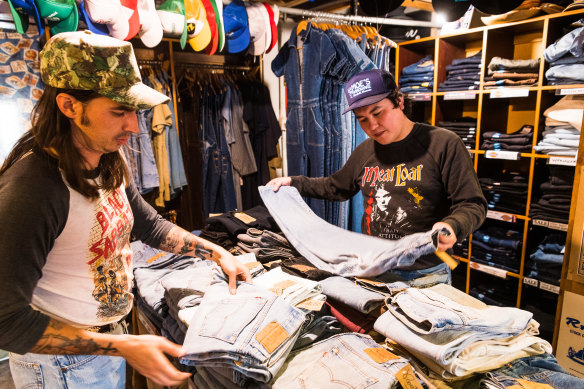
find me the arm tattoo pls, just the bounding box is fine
[160,227,218,261]
[195,242,214,260]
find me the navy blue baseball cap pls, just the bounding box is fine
[223,0,250,54]
[343,69,398,114]
[7,0,45,36]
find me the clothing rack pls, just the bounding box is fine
[278,6,442,28]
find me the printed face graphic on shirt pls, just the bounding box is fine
[87,187,134,319]
[363,163,425,239]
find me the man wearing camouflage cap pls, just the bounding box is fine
[0,30,251,388]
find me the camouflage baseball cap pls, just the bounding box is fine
[40,30,169,109]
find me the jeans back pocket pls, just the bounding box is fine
[199,296,267,343]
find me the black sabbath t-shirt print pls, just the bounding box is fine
[362,163,424,239]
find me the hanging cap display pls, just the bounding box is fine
[107,0,141,41]
[343,69,398,114]
[263,3,278,53]
[156,0,188,49]
[223,0,250,54]
[245,2,266,55]
[7,0,45,36]
[258,2,272,53]
[137,0,164,47]
[40,30,169,109]
[209,0,225,51]
[201,0,218,55]
[79,0,110,36]
[35,0,78,35]
[185,0,211,51]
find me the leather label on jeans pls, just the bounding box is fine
[255,321,288,354]
[290,264,316,272]
[297,298,325,311]
[270,280,297,295]
[234,212,256,224]
[396,364,423,389]
[508,379,554,389]
[364,347,400,363]
[355,277,385,286]
[245,261,262,270]
[146,252,166,264]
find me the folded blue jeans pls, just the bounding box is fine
[258,186,438,278]
[319,276,386,313]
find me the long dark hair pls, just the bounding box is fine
[0,86,129,199]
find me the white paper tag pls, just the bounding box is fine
[487,210,517,223]
[523,277,539,287]
[485,150,520,160]
[470,261,508,278]
[559,87,584,95]
[548,156,577,166]
[539,281,560,294]
[490,88,530,98]
[444,91,476,100]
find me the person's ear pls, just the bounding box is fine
[55,93,81,119]
[397,95,405,110]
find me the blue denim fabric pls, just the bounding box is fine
[259,186,438,277]
[180,281,306,383]
[163,77,188,195]
[349,118,367,233]
[10,353,125,389]
[319,276,386,313]
[270,333,411,388]
[472,230,521,250]
[402,55,434,75]
[529,249,564,264]
[293,314,342,350]
[481,353,584,388]
[136,108,160,194]
[545,64,584,82]
[543,24,584,62]
[380,262,452,292]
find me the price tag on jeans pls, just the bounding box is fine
[490,88,530,98]
[444,91,476,100]
[548,156,577,166]
[485,150,520,160]
[470,261,508,279]
[539,281,560,294]
[558,87,584,95]
[523,277,539,287]
[487,210,517,223]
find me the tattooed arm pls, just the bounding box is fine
[29,318,191,386]
[159,226,252,294]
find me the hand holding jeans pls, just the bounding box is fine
[433,222,457,250]
[267,176,292,191]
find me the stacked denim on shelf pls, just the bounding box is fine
[530,166,574,223]
[437,117,477,149]
[437,51,482,91]
[469,279,520,308]
[373,284,552,380]
[481,124,534,152]
[399,55,434,94]
[479,172,529,214]
[543,20,584,85]
[471,227,523,273]
[484,57,540,88]
[525,234,565,286]
[452,237,469,258]
[534,95,584,156]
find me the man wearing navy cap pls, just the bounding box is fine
[268,69,486,282]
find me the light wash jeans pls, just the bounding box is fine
[258,186,438,277]
[319,276,386,313]
[269,333,411,388]
[10,353,125,389]
[180,281,306,383]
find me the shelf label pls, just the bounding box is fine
[485,150,520,160]
[444,92,476,100]
[523,277,539,287]
[539,281,560,294]
[558,87,584,95]
[532,219,569,231]
[407,93,431,101]
[548,156,577,166]
[487,210,517,222]
[470,261,508,279]
[490,88,530,98]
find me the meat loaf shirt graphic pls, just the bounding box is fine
[87,187,134,319]
[363,163,424,239]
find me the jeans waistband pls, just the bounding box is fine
[87,319,128,334]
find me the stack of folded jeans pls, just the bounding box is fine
[480,353,584,388]
[452,237,469,258]
[471,227,522,273]
[481,125,534,152]
[543,20,584,85]
[253,267,325,307]
[399,55,434,94]
[180,281,307,385]
[534,125,581,156]
[438,117,477,149]
[479,173,529,214]
[530,166,574,223]
[469,279,518,307]
[237,228,299,262]
[484,57,540,88]
[438,51,482,91]
[525,234,565,286]
[373,284,552,380]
